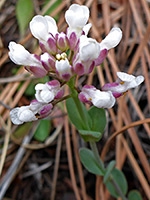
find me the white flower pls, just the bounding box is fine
[35,80,62,103]
[65,4,90,37]
[100,27,122,50]
[8,42,41,66]
[102,72,144,98]
[30,15,58,42]
[10,100,53,125]
[55,57,72,81]
[10,106,37,125]
[79,85,116,108]
[8,41,47,77]
[79,35,100,62]
[116,72,144,91]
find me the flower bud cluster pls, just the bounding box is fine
[8,4,144,125]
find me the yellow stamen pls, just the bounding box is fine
[120,81,125,85]
[56,54,61,60]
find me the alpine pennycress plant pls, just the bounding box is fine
[9,4,144,199]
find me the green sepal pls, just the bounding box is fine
[79,130,102,142]
[79,148,105,176]
[103,160,116,184]
[128,190,143,200]
[106,168,128,198]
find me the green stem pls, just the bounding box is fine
[68,80,89,130]
[89,141,105,173]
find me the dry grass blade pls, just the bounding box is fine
[51,132,62,200]
[101,118,150,161]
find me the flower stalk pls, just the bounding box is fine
[68,81,128,200]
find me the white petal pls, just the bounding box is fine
[35,83,46,91]
[79,36,100,61]
[40,90,54,103]
[65,4,89,28]
[83,23,92,35]
[100,27,122,50]
[135,75,144,85]
[44,15,58,36]
[19,109,37,122]
[30,101,43,113]
[55,58,71,75]
[92,90,116,108]
[117,72,135,82]
[30,15,50,41]
[8,42,40,66]
[10,108,23,125]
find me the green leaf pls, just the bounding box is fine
[13,122,32,139]
[79,130,102,142]
[88,106,106,133]
[106,168,128,198]
[128,190,142,200]
[66,97,92,130]
[103,160,116,184]
[34,120,51,142]
[16,0,34,37]
[79,148,105,176]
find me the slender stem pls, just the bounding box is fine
[53,94,71,106]
[89,141,105,173]
[111,178,128,200]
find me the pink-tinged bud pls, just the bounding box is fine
[56,33,70,51]
[25,66,47,78]
[40,53,56,71]
[47,37,57,55]
[74,63,84,76]
[88,61,95,74]
[73,55,95,76]
[94,49,108,66]
[39,42,47,53]
[69,32,78,50]
[102,83,122,98]
[39,104,53,119]
[55,58,73,81]
[55,89,64,99]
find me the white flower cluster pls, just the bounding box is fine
[8,4,144,125]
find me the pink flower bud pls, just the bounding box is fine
[56,33,70,51]
[47,36,57,55]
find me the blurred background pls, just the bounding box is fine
[0,0,150,199]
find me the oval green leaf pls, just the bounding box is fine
[128,190,142,200]
[79,147,105,176]
[79,129,102,142]
[34,119,51,142]
[66,97,92,130]
[88,106,106,133]
[106,168,128,198]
